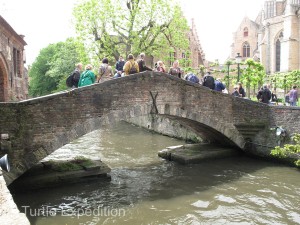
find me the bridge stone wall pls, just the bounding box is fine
[0,72,299,185]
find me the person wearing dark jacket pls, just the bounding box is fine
[238,82,246,97]
[72,63,83,88]
[114,56,125,78]
[202,72,215,90]
[257,84,271,104]
[137,53,152,72]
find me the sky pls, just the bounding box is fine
[0,0,265,65]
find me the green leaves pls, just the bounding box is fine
[29,38,88,97]
[73,0,189,63]
[271,133,300,167]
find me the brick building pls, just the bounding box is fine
[231,0,300,74]
[0,15,28,102]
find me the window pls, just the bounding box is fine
[169,52,176,67]
[13,48,22,77]
[243,27,248,37]
[265,1,275,18]
[275,32,283,72]
[242,42,250,57]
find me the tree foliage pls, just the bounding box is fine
[271,133,300,167]
[29,38,88,97]
[73,0,190,65]
[240,59,265,98]
[269,70,300,94]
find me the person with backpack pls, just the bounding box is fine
[238,82,246,97]
[123,54,139,75]
[202,71,215,90]
[97,58,114,83]
[78,64,96,87]
[256,84,271,104]
[66,63,82,88]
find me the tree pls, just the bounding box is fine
[29,38,88,97]
[240,58,265,98]
[73,0,190,65]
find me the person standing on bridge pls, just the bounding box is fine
[137,53,152,72]
[72,63,83,88]
[288,85,298,106]
[97,58,114,83]
[123,54,139,76]
[78,64,96,87]
[168,60,182,78]
[238,82,246,97]
[202,71,215,90]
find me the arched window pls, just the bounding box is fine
[243,27,248,37]
[275,32,283,72]
[243,42,250,57]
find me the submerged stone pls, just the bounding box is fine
[158,143,241,164]
[9,159,111,192]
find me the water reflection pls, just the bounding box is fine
[11,122,300,225]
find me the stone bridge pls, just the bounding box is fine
[0,72,299,185]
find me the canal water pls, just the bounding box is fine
[11,122,300,225]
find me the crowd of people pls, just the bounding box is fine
[68,54,298,107]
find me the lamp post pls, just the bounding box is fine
[235,53,242,82]
[225,60,232,90]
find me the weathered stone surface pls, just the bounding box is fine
[9,159,111,191]
[0,174,30,225]
[158,144,241,164]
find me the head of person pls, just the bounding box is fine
[102,58,109,64]
[140,53,145,59]
[173,60,179,68]
[157,61,163,66]
[76,63,83,70]
[263,84,268,89]
[234,85,239,90]
[293,85,297,89]
[238,82,242,87]
[85,64,93,70]
[119,56,123,61]
[128,54,134,60]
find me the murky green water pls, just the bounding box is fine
[11,122,300,225]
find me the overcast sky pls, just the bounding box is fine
[0,0,265,65]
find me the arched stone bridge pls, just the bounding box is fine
[0,72,299,185]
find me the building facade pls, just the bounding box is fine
[231,0,300,74]
[0,15,28,102]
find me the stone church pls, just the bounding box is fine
[231,0,300,74]
[0,15,28,102]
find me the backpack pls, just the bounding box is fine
[204,75,215,89]
[129,62,138,74]
[187,74,199,83]
[66,72,74,87]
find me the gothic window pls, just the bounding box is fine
[242,42,250,57]
[275,32,283,72]
[243,27,248,37]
